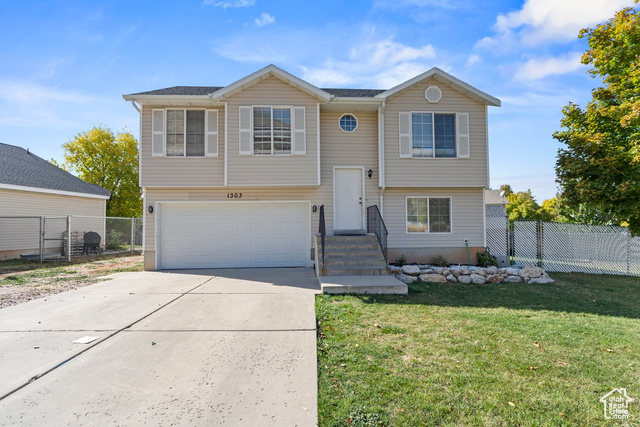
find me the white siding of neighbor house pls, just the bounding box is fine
[225,77,319,186]
[0,188,106,254]
[140,106,225,187]
[382,187,485,249]
[384,77,488,188]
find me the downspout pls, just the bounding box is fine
[378,100,386,216]
[129,99,142,189]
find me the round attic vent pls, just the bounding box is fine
[425,85,442,103]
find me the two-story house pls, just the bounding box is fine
[123,65,500,271]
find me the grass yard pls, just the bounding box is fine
[317,273,640,426]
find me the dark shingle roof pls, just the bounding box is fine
[128,86,385,98]
[0,143,110,197]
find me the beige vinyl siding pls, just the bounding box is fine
[226,77,319,186]
[144,113,380,253]
[0,188,105,254]
[383,187,484,248]
[384,77,488,187]
[140,106,225,187]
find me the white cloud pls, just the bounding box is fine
[480,0,635,48]
[466,54,481,67]
[204,0,254,8]
[514,52,585,81]
[302,37,437,88]
[255,12,275,27]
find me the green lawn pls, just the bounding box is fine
[316,273,640,426]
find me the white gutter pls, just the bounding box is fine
[0,183,110,200]
[129,100,142,188]
[224,102,228,187]
[129,100,140,113]
[379,100,386,216]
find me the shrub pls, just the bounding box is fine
[431,255,449,267]
[477,251,498,267]
[395,254,407,267]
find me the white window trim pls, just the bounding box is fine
[338,113,358,133]
[405,196,453,234]
[251,105,294,156]
[407,111,459,159]
[164,108,207,158]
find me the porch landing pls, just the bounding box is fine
[320,275,408,295]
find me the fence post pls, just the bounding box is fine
[537,220,543,268]
[66,215,72,262]
[505,215,510,265]
[39,216,44,263]
[131,217,135,252]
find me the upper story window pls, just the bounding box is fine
[412,113,455,158]
[253,106,292,155]
[166,109,205,157]
[339,114,358,132]
[398,111,469,159]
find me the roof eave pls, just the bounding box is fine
[122,94,225,106]
[209,64,332,103]
[375,67,501,107]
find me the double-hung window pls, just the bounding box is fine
[166,109,205,157]
[406,197,452,233]
[253,106,292,155]
[412,113,456,158]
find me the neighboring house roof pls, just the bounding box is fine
[484,189,509,205]
[0,143,111,199]
[123,64,499,106]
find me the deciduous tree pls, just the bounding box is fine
[554,4,640,234]
[62,126,141,217]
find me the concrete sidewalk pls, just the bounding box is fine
[0,267,320,426]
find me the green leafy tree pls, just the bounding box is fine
[554,5,640,234]
[62,126,141,217]
[500,185,546,223]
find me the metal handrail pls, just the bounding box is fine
[367,205,388,261]
[319,205,326,266]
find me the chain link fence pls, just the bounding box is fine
[0,215,142,262]
[486,215,509,265]
[512,220,640,276]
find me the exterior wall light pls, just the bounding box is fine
[368,169,373,179]
[148,206,154,214]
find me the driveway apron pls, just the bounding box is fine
[0,267,319,426]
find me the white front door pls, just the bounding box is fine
[334,167,364,231]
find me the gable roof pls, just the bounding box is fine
[376,67,501,106]
[208,64,332,102]
[0,143,110,199]
[129,86,383,98]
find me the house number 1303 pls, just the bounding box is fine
[226,193,243,199]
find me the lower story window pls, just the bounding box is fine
[406,197,451,233]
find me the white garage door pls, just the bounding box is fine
[157,201,311,269]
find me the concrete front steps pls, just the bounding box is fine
[320,276,408,295]
[319,234,407,294]
[321,235,388,276]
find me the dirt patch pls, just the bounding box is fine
[0,255,143,309]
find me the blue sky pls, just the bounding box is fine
[0,0,635,202]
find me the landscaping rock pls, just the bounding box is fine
[497,268,507,274]
[520,266,544,278]
[419,274,448,283]
[503,275,522,283]
[432,267,446,274]
[529,277,555,284]
[457,275,472,284]
[396,273,417,284]
[402,265,421,276]
[473,269,486,276]
[485,266,498,275]
[505,267,520,276]
[470,273,486,284]
[388,265,402,273]
[419,268,434,274]
[486,274,503,283]
[442,269,451,276]
[446,274,457,283]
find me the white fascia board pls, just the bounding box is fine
[209,64,332,103]
[375,67,501,107]
[122,94,224,107]
[0,183,110,200]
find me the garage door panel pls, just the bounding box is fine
[158,202,310,269]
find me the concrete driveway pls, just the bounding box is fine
[0,267,320,426]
